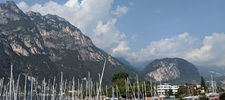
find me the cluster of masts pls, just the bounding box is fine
[0,63,164,100]
[0,63,107,100]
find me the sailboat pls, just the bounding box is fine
[205,75,220,100]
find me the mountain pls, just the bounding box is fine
[197,66,225,87]
[0,1,136,83]
[116,57,132,67]
[131,60,152,70]
[197,66,225,78]
[140,58,201,84]
[119,58,151,70]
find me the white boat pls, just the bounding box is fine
[183,96,199,100]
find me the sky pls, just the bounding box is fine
[1,0,225,68]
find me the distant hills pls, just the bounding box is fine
[197,66,225,78]
[196,66,225,86]
[116,57,132,67]
[116,57,202,84]
[140,58,201,84]
[119,57,225,85]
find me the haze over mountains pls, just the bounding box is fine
[0,1,225,85]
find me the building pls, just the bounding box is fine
[157,83,179,95]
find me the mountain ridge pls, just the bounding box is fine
[140,58,201,84]
[0,1,136,83]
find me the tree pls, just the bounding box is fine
[168,88,173,96]
[112,72,129,83]
[177,85,188,98]
[112,78,126,87]
[200,76,207,92]
[199,95,208,100]
[111,72,129,97]
[220,92,225,100]
[165,89,174,98]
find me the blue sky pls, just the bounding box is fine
[1,0,225,67]
[114,0,225,50]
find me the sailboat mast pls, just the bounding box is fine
[88,72,90,100]
[211,75,214,93]
[72,77,74,100]
[136,74,140,99]
[59,72,63,100]
[150,81,153,98]
[96,59,106,100]
[9,64,13,100]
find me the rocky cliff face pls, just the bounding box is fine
[0,1,135,82]
[141,58,200,84]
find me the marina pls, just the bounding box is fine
[0,64,174,100]
[0,64,222,100]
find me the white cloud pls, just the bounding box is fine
[17,1,29,12]
[126,32,225,67]
[186,33,225,67]
[20,0,113,35]
[64,0,80,8]
[92,19,127,52]
[127,32,198,63]
[112,41,130,54]
[112,5,129,17]
[17,0,130,55]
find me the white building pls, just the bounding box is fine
[157,83,179,95]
